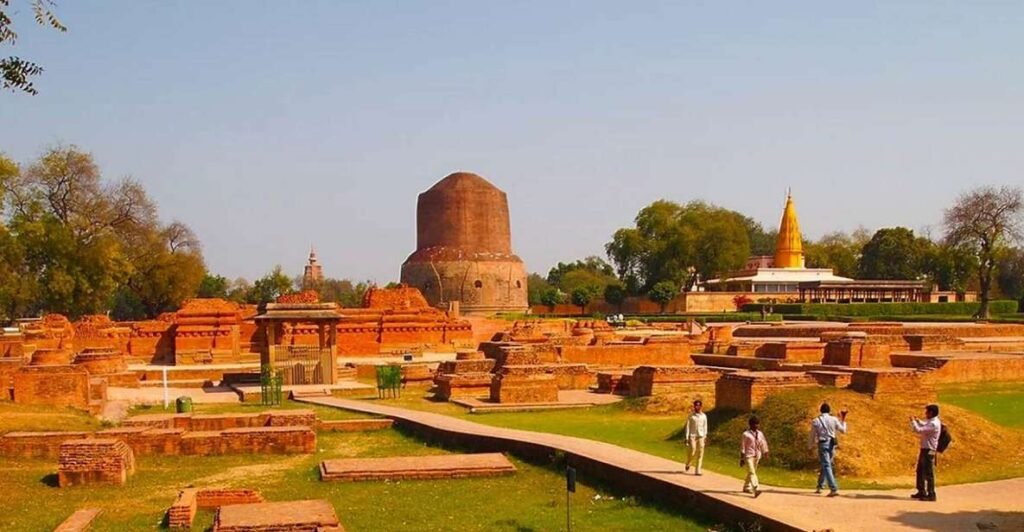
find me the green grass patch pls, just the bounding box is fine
[938,382,1024,428]
[0,403,706,531]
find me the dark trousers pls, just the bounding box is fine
[916,448,936,496]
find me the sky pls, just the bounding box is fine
[2,1,1022,283]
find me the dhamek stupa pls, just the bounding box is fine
[400,172,529,315]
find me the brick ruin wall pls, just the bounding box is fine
[2,411,318,459]
[58,438,135,487]
[715,372,819,411]
[169,488,266,529]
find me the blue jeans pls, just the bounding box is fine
[817,441,838,491]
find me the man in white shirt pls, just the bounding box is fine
[684,399,708,475]
[911,404,941,501]
[808,402,848,496]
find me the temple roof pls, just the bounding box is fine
[774,191,804,268]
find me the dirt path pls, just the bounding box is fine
[298,396,1024,532]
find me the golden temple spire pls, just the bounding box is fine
[773,190,805,268]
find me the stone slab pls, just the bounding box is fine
[214,499,341,531]
[54,508,103,532]
[320,452,515,481]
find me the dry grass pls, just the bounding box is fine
[707,388,1024,483]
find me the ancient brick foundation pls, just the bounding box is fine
[12,365,103,413]
[319,453,516,482]
[58,439,136,487]
[489,370,559,403]
[630,366,720,399]
[849,368,935,400]
[823,337,891,367]
[595,371,632,395]
[715,371,819,411]
[169,487,265,529]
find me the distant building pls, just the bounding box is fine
[705,192,934,303]
[705,193,853,295]
[302,247,324,288]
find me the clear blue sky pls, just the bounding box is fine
[2,2,1022,283]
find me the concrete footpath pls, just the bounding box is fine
[298,396,1024,532]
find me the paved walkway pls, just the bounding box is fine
[299,396,1024,532]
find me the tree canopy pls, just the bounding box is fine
[0,146,207,320]
[605,200,750,293]
[1,0,66,94]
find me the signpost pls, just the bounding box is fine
[565,466,576,532]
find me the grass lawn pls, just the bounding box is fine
[939,382,1024,428]
[0,403,707,531]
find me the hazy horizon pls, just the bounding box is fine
[3,2,1022,283]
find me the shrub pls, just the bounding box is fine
[741,300,1019,317]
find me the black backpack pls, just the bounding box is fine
[937,425,953,453]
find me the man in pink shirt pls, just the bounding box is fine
[740,416,769,497]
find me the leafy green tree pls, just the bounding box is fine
[603,282,626,312]
[121,221,205,316]
[805,230,867,278]
[744,219,777,257]
[570,284,600,315]
[923,243,977,293]
[547,257,615,286]
[226,278,253,304]
[997,247,1024,305]
[526,273,554,306]
[248,266,294,304]
[540,288,564,312]
[858,227,931,280]
[1,0,66,94]
[606,200,750,293]
[944,185,1024,317]
[648,280,678,314]
[317,278,370,307]
[198,274,230,299]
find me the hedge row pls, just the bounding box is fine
[633,313,783,323]
[742,300,1019,317]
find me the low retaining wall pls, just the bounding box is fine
[0,426,315,459]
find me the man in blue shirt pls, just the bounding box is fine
[808,402,848,496]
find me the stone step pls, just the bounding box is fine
[319,453,516,482]
[54,508,103,532]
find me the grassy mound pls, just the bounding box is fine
[706,387,1024,483]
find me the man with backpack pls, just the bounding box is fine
[808,402,848,496]
[910,403,949,502]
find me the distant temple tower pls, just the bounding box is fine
[773,191,805,269]
[302,247,324,288]
[400,172,529,315]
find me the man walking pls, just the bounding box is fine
[808,402,848,496]
[911,404,941,501]
[684,399,707,475]
[740,416,769,497]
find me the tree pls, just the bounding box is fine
[858,227,930,280]
[121,221,205,316]
[225,278,253,304]
[606,200,750,293]
[603,282,626,312]
[804,230,865,278]
[1,0,66,94]
[198,274,230,299]
[248,266,294,304]
[570,285,600,316]
[540,288,564,313]
[526,273,553,306]
[648,280,678,314]
[944,185,1024,317]
[546,256,619,298]
[923,243,977,293]
[997,247,1024,306]
[317,278,370,307]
